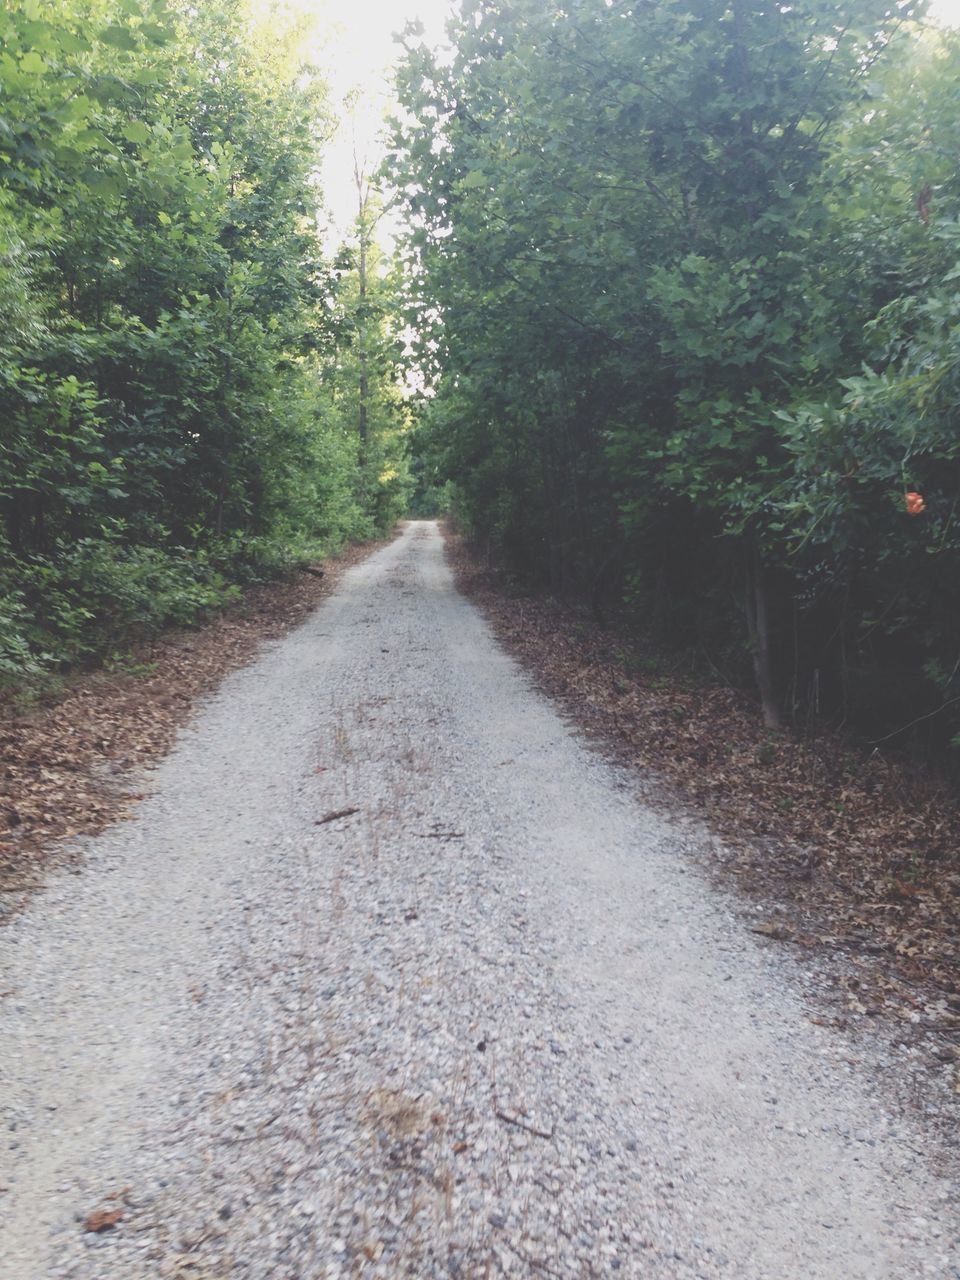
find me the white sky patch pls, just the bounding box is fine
[929,0,960,23]
[305,0,455,244]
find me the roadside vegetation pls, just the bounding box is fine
[389,0,960,762]
[0,0,410,693]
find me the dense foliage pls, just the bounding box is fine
[0,0,409,685]
[389,0,960,751]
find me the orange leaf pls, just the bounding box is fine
[85,1208,123,1233]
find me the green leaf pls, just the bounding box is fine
[100,25,138,51]
[57,30,90,54]
[122,120,151,145]
[85,170,123,198]
[19,51,46,74]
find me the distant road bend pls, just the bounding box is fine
[1,520,956,1278]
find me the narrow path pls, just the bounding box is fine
[1,521,955,1279]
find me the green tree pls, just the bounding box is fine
[0,0,406,683]
[389,0,953,743]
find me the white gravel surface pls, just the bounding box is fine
[2,520,958,1279]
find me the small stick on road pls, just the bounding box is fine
[494,1108,556,1140]
[316,807,360,825]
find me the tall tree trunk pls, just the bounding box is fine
[358,218,369,457]
[214,279,234,538]
[744,541,781,729]
[355,156,370,466]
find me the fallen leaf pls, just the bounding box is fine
[85,1207,123,1233]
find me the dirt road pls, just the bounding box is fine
[1,521,955,1278]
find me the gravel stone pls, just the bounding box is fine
[1,520,958,1278]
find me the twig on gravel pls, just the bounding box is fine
[494,1107,556,1140]
[220,1113,283,1146]
[315,807,360,825]
[181,1225,222,1255]
[415,831,465,840]
[750,921,797,942]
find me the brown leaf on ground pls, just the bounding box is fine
[84,1207,123,1233]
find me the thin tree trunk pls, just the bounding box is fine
[744,542,781,729]
[354,155,371,466]
[214,280,234,538]
[358,219,369,456]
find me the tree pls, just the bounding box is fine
[388,0,960,746]
[0,0,407,682]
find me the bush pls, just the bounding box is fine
[0,533,241,690]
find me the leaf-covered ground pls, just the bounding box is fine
[448,533,960,1087]
[0,540,387,918]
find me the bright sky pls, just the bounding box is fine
[306,0,456,241]
[303,0,960,244]
[929,0,960,28]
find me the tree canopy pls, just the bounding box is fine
[0,0,410,682]
[388,0,960,751]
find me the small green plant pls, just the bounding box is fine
[623,652,665,676]
[103,653,159,678]
[756,740,778,766]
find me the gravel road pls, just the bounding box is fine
[2,520,957,1279]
